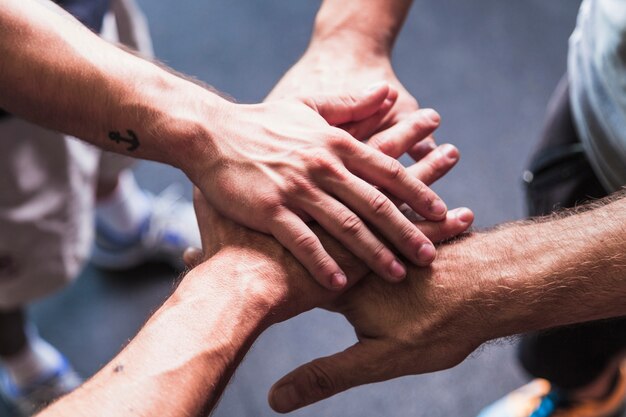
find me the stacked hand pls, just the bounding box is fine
[194,84,447,290]
[186,112,477,412]
[183,25,473,414]
[267,34,438,161]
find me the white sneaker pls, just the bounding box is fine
[91,184,200,270]
[0,356,81,416]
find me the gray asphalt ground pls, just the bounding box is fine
[1,1,590,416]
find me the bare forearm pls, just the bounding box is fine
[312,0,413,55]
[38,251,277,417]
[0,0,224,171]
[265,193,626,413]
[451,193,626,341]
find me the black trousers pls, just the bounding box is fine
[519,77,626,390]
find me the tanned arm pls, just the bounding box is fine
[34,137,469,417]
[311,0,413,55]
[268,0,437,156]
[269,192,626,412]
[37,250,278,417]
[1,0,454,290]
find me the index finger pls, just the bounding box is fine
[367,109,440,158]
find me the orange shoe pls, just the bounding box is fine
[477,363,626,417]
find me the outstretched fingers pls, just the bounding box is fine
[344,142,448,222]
[317,171,437,267]
[301,190,408,282]
[269,210,348,290]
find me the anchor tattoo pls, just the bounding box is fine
[108,129,140,152]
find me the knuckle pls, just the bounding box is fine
[370,136,393,155]
[410,179,428,200]
[409,117,426,133]
[398,224,419,243]
[304,363,337,397]
[328,131,357,153]
[292,232,319,252]
[327,163,348,181]
[309,150,333,168]
[283,175,317,200]
[371,243,389,263]
[340,94,359,109]
[339,213,363,237]
[370,192,392,216]
[258,194,282,215]
[384,159,404,182]
[309,152,346,180]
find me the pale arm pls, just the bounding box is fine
[268,0,435,157]
[1,0,452,289]
[269,193,626,412]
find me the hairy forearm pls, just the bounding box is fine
[0,0,225,171]
[38,250,278,417]
[311,0,413,55]
[447,193,626,341]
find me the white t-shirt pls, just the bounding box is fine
[569,0,626,192]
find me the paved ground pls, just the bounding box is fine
[2,1,590,416]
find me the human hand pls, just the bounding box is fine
[186,131,472,321]
[268,237,486,413]
[267,36,436,159]
[190,85,449,291]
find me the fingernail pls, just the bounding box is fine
[389,259,407,280]
[272,383,301,412]
[417,243,436,264]
[423,109,440,124]
[365,81,387,93]
[379,98,394,112]
[330,273,347,289]
[414,141,437,155]
[456,208,473,224]
[430,199,447,216]
[443,144,459,162]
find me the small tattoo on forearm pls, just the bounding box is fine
[109,129,140,152]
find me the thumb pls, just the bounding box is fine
[192,186,220,252]
[303,82,395,126]
[268,340,390,413]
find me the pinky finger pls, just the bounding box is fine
[406,143,460,186]
[269,210,347,291]
[414,207,474,243]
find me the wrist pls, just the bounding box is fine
[444,217,606,342]
[436,230,541,343]
[310,0,412,59]
[173,248,302,332]
[310,19,393,59]
[112,61,229,175]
